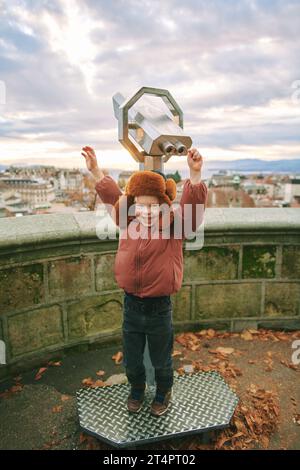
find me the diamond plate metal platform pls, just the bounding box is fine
[76,371,239,448]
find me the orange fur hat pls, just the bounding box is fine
[114,170,177,228]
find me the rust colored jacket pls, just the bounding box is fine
[95,175,208,297]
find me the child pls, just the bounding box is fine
[81,145,208,416]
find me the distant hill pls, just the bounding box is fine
[1,158,299,179]
[206,158,300,172]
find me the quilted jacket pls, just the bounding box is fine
[95,175,208,297]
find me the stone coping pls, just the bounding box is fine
[0,208,299,250]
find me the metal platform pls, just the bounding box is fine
[76,371,239,448]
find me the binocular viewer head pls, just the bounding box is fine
[113,87,192,163]
[160,140,187,156]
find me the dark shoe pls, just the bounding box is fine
[150,388,172,417]
[127,384,146,413]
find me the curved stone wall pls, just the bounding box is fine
[0,208,299,380]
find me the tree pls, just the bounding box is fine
[166,170,181,183]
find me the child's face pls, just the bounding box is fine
[134,195,160,227]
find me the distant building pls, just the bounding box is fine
[0,177,55,209]
[207,187,255,208]
[209,171,243,188]
[56,170,83,192]
[0,190,32,217]
[242,181,271,196]
[284,177,300,204]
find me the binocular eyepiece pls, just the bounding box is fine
[159,140,187,156]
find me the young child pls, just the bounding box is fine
[81,145,208,417]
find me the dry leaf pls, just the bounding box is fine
[79,433,88,443]
[293,414,300,425]
[92,380,106,388]
[241,330,253,341]
[112,351,123,364]
[207,329,216,338]
[48,361,62,367]
[172,350,182,358]
[96,370,105,377]
[52,405,62,413]
[280,359,298,371]
[216,347,235,355]
[10,384,23,393]
[61,394,71,402]
[82,377,94,387]
[35,367,47,380]
[260,435,269,449]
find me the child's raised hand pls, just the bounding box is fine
[81,146,99,175]
[187,148,203,173]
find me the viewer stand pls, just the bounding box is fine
[77,370,239,448]
[76,87,239,447]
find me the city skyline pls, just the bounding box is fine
[0,0,300,169]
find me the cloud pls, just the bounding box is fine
[0,0,299,167]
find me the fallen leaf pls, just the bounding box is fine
[207,329,216,338]
[79,433,88,443]
[82,377,94,387]
[61,394,72,402]
[96,370,105,377]
[10,384,23,393]
[172,350,182,358]
[260,435,269,449]
[35,367,47,381]
[241,330,253,341]
[92,380,106,388]
[52,405,63,413]
[112,351,123,364]
[280,359,298,371]
[293,414,300,425]
[216,347,235,355]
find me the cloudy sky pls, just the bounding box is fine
[0,0,299,170]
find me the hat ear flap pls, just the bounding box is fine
[165,178,177,202]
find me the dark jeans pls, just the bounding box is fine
[122,291,174,392]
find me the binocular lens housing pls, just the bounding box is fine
[160,141,176,155]
[175,141,186,154]
[160,140,187,156]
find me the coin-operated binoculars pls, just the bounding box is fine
[112,86,192,387]
[112,86,192,172]
[75,90,238,448]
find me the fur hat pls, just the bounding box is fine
[114,170,177,228]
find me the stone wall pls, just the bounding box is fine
[0,208,299,380]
